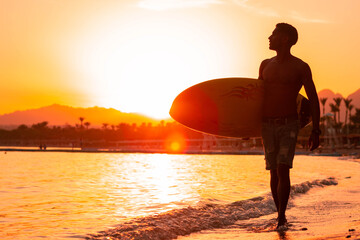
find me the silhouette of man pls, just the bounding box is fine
[259,23,320,229]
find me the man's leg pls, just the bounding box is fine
[277,163,290,227]
[274,121,297,227]
[270,169,279,213]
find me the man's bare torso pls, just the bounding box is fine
[260,56,306,118]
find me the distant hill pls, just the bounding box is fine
[318,88,360,122]
[348,89,360,110]
[0,88,359,130]
[0,104,169,129]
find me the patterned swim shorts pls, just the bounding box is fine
[261,120,299,170]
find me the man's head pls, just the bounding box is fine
[269,23,298,50]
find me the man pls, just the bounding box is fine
[259,23,321,229]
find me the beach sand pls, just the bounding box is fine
[179,159,360,240]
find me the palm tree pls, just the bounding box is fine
[84,122,91,130]
[329,103,338,123]
[347,104,355,145]
[348,104,354,126]
[343,98,353,127]
[102,123,109,130]
[343,98,353,147]
[320,98,328,116]
[333,97,342,123]
[79,117,85,129]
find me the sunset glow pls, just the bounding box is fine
[165,133,187,153]
[1,0,360,119]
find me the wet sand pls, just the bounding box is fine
[179,159,360,240]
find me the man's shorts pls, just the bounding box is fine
[261,119,299,170]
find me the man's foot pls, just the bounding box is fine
[276,217,288,231]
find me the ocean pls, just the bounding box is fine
[0,152,358,239]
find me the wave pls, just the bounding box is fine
[86,177,337,240]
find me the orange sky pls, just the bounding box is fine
[1,0,360,119]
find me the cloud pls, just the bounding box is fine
[137,0,330,24]
[230,1,329,23]
[290,11,330,24]
[230,0,279,17]
[137,0,223,11]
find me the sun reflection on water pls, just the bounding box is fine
[2,153,351,239]
[103,154,198,217]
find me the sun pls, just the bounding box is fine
[87,33,204,119]
[170,142,181,152]
[65,8,245,119]
[165,133,187,153]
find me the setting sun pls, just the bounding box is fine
[62,7,248,119]
[1,0,360,119]
[170,142,181,152]
[165,133,186,153]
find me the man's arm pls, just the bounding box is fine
[302,63,320,150]
[258,59,270,80]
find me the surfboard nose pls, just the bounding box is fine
[169,78,267,138]
[170,86,219,134]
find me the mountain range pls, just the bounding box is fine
[317,88,360,122]
[0,104,165,129]
[0,88,359,129]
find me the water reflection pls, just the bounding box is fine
[139,154,189,204]
[277,230,291,240]
[102,154,198,217]
[2,152,343,239]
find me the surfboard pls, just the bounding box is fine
[169,77,312,138]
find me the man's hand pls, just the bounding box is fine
[308,132,320,151]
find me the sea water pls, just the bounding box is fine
[0,152,357,239]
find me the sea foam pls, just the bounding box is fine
[86,177,337,240]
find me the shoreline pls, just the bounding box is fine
[2,150,360,239]
[0,147,264,155]
[179,158,360,240]
[0,146,359,157]
[86,178,340,240]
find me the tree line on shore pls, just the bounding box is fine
[319,97,360,137]
[0,97,359,146]
[0,120,204,143]
[319,97,359,129]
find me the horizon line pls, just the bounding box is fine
[1,87,359,117]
